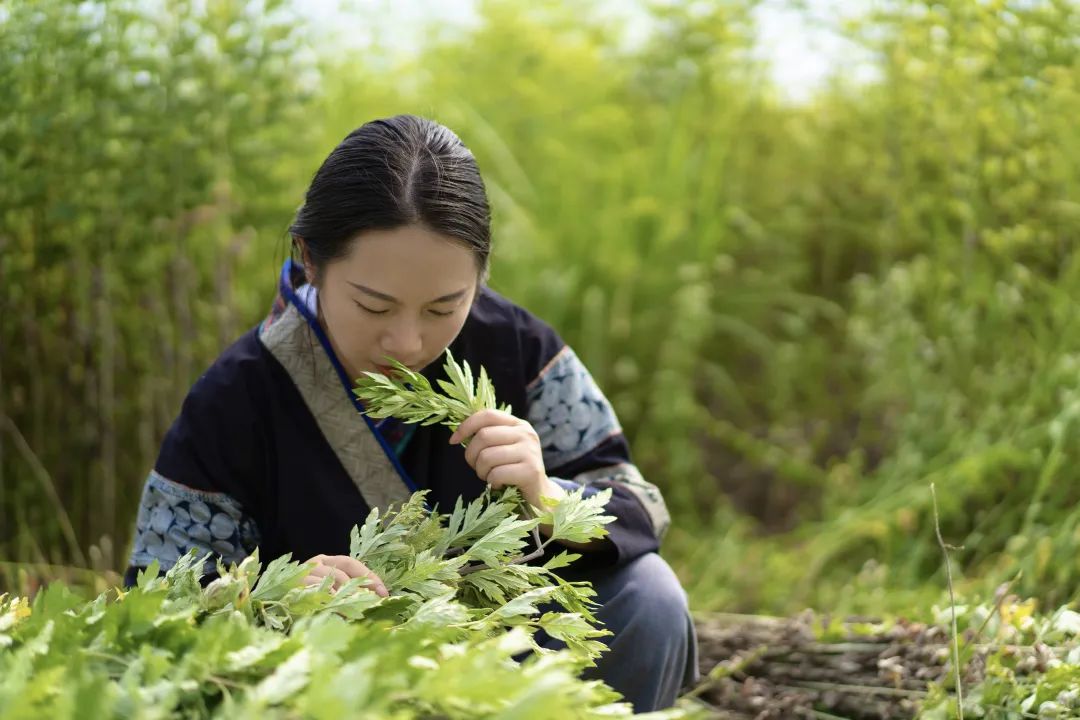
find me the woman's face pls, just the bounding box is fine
[307,224,480,381]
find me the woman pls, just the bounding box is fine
[124,115,698,711]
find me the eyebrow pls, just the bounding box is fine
[346,282,468,305]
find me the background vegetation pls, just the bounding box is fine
[4,0,1080,631]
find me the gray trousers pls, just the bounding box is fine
[535,552,700,712]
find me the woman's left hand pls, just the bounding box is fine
[449,409,552,507]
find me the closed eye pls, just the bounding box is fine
[428,309,454,317]
[355,301,388,315]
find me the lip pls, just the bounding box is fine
[375,363,418,375]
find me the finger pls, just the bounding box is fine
[303,573,343,594]
[303,565,350,591]
[302,573,334,592]
[302,564,334,582]
[486,462,532,490]
[463,425,525,467]
[330,567,351,590]
[475,443,526,482]
[317,555,366,577]
[449,409,518,445]
[320,556,388,597]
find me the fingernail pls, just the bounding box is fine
[377,585,388,597]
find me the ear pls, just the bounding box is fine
[293,236,317,285]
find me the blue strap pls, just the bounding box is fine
[277,259,422,497]
[551,477,600,498]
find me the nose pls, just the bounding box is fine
[380,318,423,362]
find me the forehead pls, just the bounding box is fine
[329,225,479,297]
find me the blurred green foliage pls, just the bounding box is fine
[4,0,1080,620]
[0,0,317,579]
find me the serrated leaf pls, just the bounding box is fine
[250,648,312,705]
[321,582,387,620]
[540,488,616,544]
[225,634,289,672]
[383,549,465,599]
[537,612,610,659]
[542,551,581,571]
[460,565,537,607]
[251,554,310,603]
[488,586,559,624]
[136,559,162,588]
[462,515,538,568]
[404,591,470,628]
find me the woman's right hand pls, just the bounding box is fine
[301,554,389,597]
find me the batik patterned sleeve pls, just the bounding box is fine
[123,346,265,587]
[125,471,261,585]
[526,344,671,568]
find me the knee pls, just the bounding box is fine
[612,553,691,641]
[632,552,689,610]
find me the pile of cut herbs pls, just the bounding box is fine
[0,489,679,719]
[0,353,700,718]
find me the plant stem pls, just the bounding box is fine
[931,482,964,720]
[0,413,87,567]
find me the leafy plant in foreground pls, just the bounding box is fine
[0,353,690,718]
[0,486,690,718]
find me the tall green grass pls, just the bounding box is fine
[0,0,316,584]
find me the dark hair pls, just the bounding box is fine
[289,115,491,281]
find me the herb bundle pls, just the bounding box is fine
[352,349,511,435]
[354,350,616,570]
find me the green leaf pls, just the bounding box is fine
[538,612,610,659]
[136,560,162,588]
[383,549,464,599]
[251,554,311,603]
[463,515,539,568]
[539,488,616,544]
[404,591,470,628]
[320,581,387,620]
[439,490,519,554]
[250,648,312,705]
[225,634,290,673]
[487,586,559,624]
[542,551,582,571]
[459,565,538,607]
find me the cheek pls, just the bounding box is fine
[323,298,378,358]
[420,316,469,364]
[344,325,379,357]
